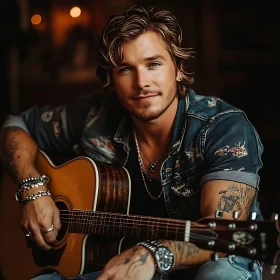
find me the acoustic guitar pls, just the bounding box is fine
[0,150,279,280]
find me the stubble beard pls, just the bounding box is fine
[131,82,177,122]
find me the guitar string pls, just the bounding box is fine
[56,218,246,248]
[58,212,248,232]
[59,219,247,233]
[58,214,255,247]
[58,211,197,228]
[58,210,248,229]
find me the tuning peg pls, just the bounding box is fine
[215,210,223,219]
[211,253,219,261]
[208,221,216,229]
[228,222,236,230]
[269,265,277,274]
[250,212,257,220]
[233,211,239,220]
[208,240,215,247]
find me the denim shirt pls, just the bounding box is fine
[2,89,264,221]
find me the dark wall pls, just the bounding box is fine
[1,0,279,217]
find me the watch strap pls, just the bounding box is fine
[137,240,174,272]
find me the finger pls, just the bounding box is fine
[40,223,57,244]
[32,227,52,250]
[52,207,62,235]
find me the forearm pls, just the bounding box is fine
[0,126,40,183]
[161,240,225,269]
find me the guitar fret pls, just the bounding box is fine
[69,211,187,243]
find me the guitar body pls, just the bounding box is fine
[0,150,131,280]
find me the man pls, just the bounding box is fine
[0,4,263,280]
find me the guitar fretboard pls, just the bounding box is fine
[61,210,191,241]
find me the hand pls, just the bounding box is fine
[21,195,61,250]
[96,245,156,280]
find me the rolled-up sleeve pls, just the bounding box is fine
[200,111,264,190]
[2,94,94,153]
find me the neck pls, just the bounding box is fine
[133,97,178,147]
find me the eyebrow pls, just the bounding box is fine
[119,55,166,67]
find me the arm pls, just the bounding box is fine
[1,126,40,183]
[0,94,95,250]
[97,111,262,279]
[0,126,60,250]
[96,180,256,280]
[162,179,256,269]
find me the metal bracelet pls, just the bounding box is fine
[18,175,49,189]
[15,182,47,202]
[20,190,51,206]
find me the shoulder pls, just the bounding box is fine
[187,89,242,120]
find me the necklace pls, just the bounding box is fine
[137,139,162,173]
[133,129,163,200]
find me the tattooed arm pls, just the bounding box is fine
[1,127,40,183]
[0,127,60,250]
[96,180,256,279]
[162,180,256,269]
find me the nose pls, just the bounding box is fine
[134,68,150,89]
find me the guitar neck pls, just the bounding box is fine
[63,210,190,241]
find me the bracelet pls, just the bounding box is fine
[15,175,49,203]
[20,190,52,206]
[18,175,49,189]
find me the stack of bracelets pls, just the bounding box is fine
[15,175,51,206]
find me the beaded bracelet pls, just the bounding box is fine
[18,175,49,189]
[16,175,50,203]
[15,182,47,202]
[20,190,52,206]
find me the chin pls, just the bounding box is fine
[133,109,163,122]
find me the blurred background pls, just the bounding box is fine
[0,0,280,278]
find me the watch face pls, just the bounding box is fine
[156,247,174,271]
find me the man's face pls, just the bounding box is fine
[112,31,180,122]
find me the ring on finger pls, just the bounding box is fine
[41,224,54,234]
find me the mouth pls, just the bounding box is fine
[135,94,158,100]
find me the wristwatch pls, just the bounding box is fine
[137,240,174,273]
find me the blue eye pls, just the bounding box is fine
[119,67,130,73]
[149,62,161,68]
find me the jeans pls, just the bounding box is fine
[31,257,262,280]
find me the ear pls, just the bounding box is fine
[176,71,182,82]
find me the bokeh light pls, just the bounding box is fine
[31,14,41,25]
[70,7,81,18]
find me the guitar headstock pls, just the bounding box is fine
[192,212,280,274]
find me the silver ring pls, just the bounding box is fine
[25,232,32,237]
[41,224,54,234]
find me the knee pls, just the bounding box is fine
[194,257,261,280]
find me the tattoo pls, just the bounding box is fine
[184,243,200,257]
[123,246,149,266]
[218,183,255,217]
[2,139,21,182]
[1,127,38,183]
[165,241,200,269]
[123,246,150,277]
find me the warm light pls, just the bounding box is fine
[70,7,81,18]
[31,14,41,25]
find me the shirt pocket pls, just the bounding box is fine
[170,167,201,197]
